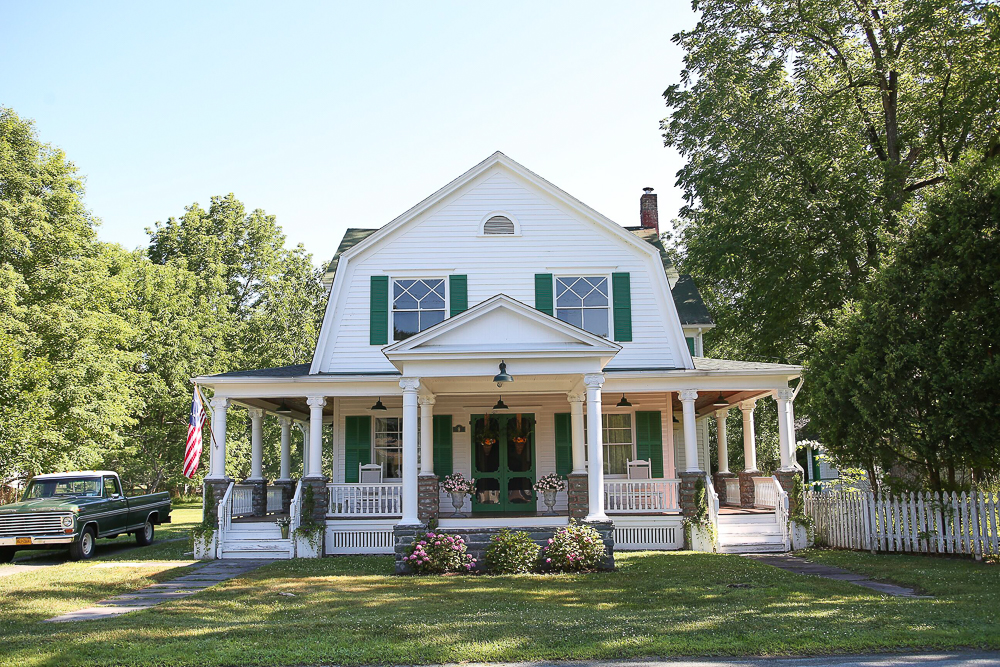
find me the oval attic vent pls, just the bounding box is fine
[483,215,515,235]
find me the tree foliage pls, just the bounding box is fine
[0,107,325,492]
[663,0,999,363]
[806,156,1000,492]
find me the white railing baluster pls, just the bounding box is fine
[603,479,681,513]
[326,483,404,517]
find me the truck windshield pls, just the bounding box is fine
[24,477,103,499]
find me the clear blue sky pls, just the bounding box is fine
[2,1,698,265]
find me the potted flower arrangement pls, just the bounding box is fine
[440,472,476,517]
[534,473,566,515]
[276,515,291,539]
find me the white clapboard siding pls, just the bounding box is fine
[804,489,999,560]
[318,170,683,374]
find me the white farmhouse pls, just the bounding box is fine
[194,153,803,564]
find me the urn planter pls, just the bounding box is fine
[541,489,558,515]
[450,492,467,517]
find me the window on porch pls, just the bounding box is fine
[585,413,635,476]
[374,417,403,479]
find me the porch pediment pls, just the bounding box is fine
[382,294,620,374]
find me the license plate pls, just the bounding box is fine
[15,537,31,546]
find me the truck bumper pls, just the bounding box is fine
[0,536,75,546]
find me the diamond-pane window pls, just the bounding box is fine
[393,279,446,341]
[555,276,609,337]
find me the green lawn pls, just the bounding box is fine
[0,538,997,666]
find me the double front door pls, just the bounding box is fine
[471,413,536,513]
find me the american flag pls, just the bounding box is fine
[183,387,207,478]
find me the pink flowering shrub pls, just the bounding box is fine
[540,520,606,572]
[405,531,476,574]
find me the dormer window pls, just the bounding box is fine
[483,216,515,235]
[555,276,610,337]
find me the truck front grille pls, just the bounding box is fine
[0,513,67,536]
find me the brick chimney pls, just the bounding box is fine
[640,187,658,234]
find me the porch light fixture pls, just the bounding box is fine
[370,397,388,411]
[493,396,509,411]
[616,393,632,408]
[493,360,513,388]
[712,392,728,408]
[673,415,680,423]
[274,400,293,415]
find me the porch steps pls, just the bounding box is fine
[717,512,787,554]
[220,522,294,559]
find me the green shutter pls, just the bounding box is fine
[369,275,389,345]
[449,275,468,317]
[535,273,553,315]
[635,411,664,478]
[612,272,632,342]
[344,415,371,483]
[433,415,453,477]
[554,413,572,475]
[686,337,696,355]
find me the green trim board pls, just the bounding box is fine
[432,415,453,477]
[534,274,553,315]
[369,275,389,345]
[612,272,632,342]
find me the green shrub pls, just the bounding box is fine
[405,531,476,574]
[485,529,541,574]
[540,521,606,572]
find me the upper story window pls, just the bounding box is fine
[555,276,609,337]
[392,278,445,341]
[483,215,515,235]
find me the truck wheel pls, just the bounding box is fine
[135,519,154,546]
[69,526,96,561]
[0,547,15,563]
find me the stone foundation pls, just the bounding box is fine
[417,474,439,524]
[775,469,803,514]
[567,472,588,520]
[678,471,704,517]
[713,471,737,505]
[244,479,267,517]
[300,477,330,524]
[202,479,231,526]
[393,520,616,574]
[738,470,758,508]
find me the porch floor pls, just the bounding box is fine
[232,514,288,523]
[718,507,776,515]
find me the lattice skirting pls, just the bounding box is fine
[325,521,396,555]
[613,516,684,550]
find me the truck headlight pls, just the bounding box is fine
[61,515,74,528]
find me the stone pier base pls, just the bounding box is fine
[678,471,704,517]
[271,480,296,515]
[417,474,439,524]
[202,479,231,526]
[775,469,803,514]
[713,471,737,505]
[738,470,759,508]
[567,472,588,520]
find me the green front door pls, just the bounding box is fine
[471,413,536,513]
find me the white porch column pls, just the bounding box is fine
[247,408,264,481]
[739,399,758,471]
[584,373,608,522]
[775,388,794,470]
[715,408,730,474]
[306,396,326,478]
[680,389,700,471]
[400,378,421,525]
[787,396,800,470]
[297,422,310,477]
[278,417,292,481]
[568,392,586,474]
[419,395,435,476]
[207,397,229,479]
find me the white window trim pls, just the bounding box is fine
[553,273,613,339]
[477,210,521,237]
[371,412,404,481]
[583,408,637,478]
[390,276,449,343]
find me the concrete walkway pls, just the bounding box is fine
[44,559,268,622]
[746,554,928,597]
[454,653,1000,667]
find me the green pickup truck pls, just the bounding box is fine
[0,471,172,562]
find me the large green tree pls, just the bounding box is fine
[806,156,1000,492]
[663,0,999,363]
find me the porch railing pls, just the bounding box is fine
[216,481,234,558]
[725,477,741,506]
[266,486,283,513]
[707,474,720,540]
[774,477,790,550]
[327,483,403,517]
[604,479,680,513]
[289,480,303,533]
[753,476,778,509]
[232,484,254,517]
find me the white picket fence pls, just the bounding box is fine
[804,489,1000,560]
